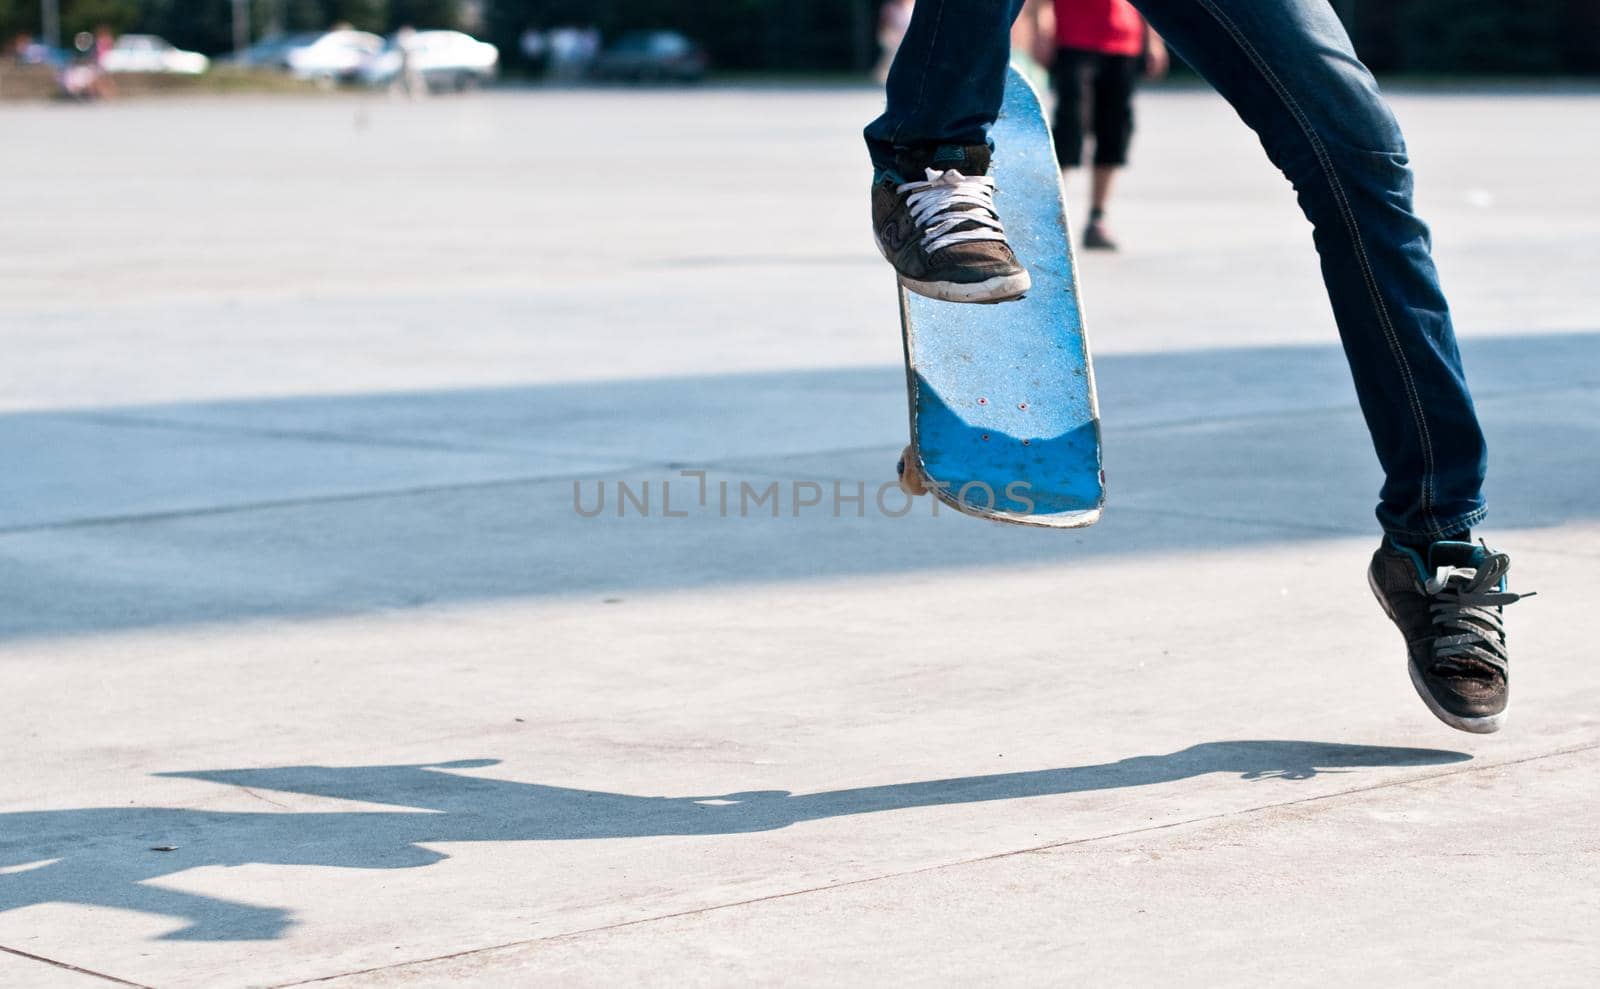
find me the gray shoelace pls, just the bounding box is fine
[1425,551,1533,676]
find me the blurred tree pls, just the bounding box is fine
[0,0,32,43]
[63,0,141,36]
[389,0,459,28]
[1340,0,1599,75]
[1396,0,1569,74]
[1560,0,1600,73]
[139,0,231,52]
[1337,2,1397,71]
[330,0,387,31]
[282,0,325,31]
[272,0,389,34]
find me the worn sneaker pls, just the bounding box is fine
[1082,220,1119,251]
[1368,538,1533,734]
[871,144,1030,304]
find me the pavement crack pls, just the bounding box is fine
[274,740,1598,987]
[54,410,510,456]
[0,945,154,988]
[0,455,833,537]
[1107,380,1600,436]
[0,473,589,537]
[238,785,292,810]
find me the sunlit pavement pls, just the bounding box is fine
[2,84,1597,985]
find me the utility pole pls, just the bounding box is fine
[233,0,251,55]
[41,0,60,48]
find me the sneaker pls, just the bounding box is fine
[871,144,1030,304]
[1368,538,1533,734]
[1082,220,1118,251]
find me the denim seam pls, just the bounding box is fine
[1192,0,1442,536]
[887,0,949,148]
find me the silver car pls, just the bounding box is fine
[101,35,210,75]
[284,30,385,83]
[358,31,499,91]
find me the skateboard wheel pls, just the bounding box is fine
[897,445,929,496]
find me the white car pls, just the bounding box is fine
[101,35,209,75]
[284,30,384,82]
[358,31,499,90]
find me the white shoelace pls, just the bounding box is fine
[1425,565,1478,595]
[897,167,1007,254]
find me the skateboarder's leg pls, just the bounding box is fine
[1129,0,1484,541]
[1128,0,1527,733]
[866,0,1033,304]
[864,0,1027,170]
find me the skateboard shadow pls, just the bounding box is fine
[0,740,1467,941]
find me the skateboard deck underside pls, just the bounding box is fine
[899,66,1103,527]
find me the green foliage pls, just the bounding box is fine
[0,0,19,38]
[1395,0,1570,74]
[1342,0,1598,75]
[282,0,327,31]
[138,1,231,53]
[63,0,143,36]
[258,0,392,34]
[389,0,461,28]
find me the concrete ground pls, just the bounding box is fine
[1,83,1597,986]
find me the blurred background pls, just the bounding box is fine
[4,0,1599,99]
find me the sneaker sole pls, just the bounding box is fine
[1367,566,1506,734]
[898,271,1031,305]
[872,233,1031,305]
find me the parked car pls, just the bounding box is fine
[283,30,384,82]
[217,33,321,70]
[101,35,209,75]
[357,30,499,91]
[589,31,707,83]
[17,42,71,68]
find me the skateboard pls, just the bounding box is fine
[895,65,1104,527]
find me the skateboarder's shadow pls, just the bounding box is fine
[0,740,1466,941]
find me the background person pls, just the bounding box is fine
[875,0,916,84]
[1025,0,1166,250]
[393,25,426,100]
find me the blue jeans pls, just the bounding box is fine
[865,0,1488,542]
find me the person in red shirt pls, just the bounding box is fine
[1024,0,1166,249]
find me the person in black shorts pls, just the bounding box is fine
[1024,0,1167,249]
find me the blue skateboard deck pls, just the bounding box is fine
[897,66,1104,528]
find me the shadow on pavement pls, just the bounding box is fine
[0,740,1468,941]
[0,331,1594,642]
